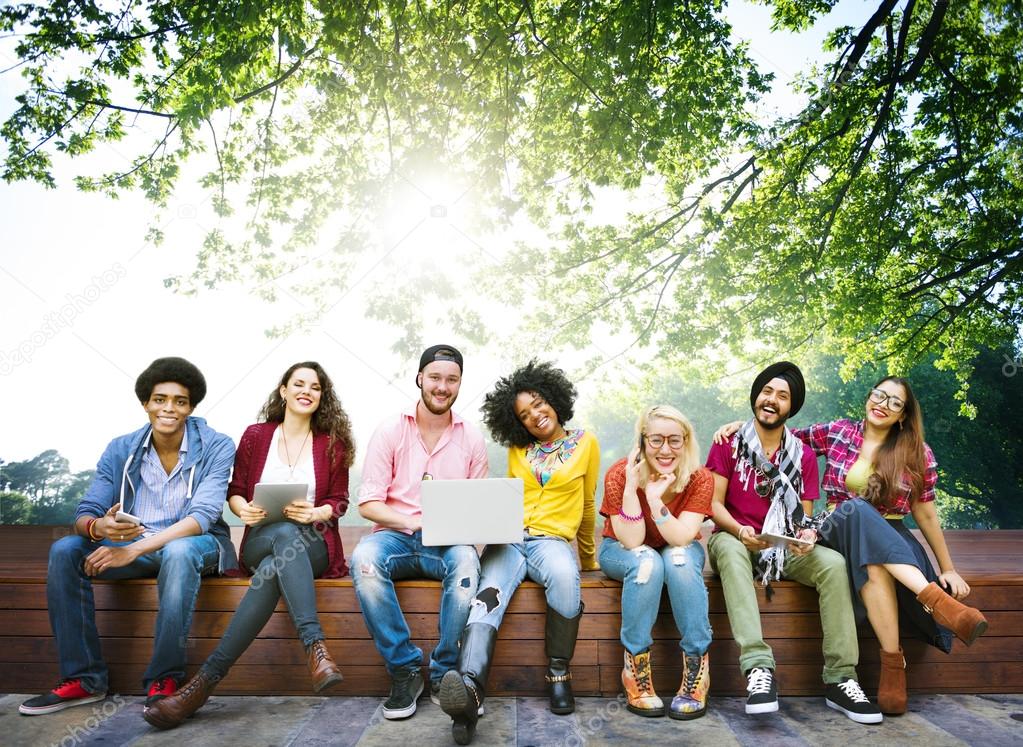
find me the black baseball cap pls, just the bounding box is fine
[416,344,463,387]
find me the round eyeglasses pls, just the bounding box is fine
[643,434,685,450]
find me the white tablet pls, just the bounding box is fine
[755,532,814,548]
[251,482,310,526]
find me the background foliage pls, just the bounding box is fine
[2,1,1020,526]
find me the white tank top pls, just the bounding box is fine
[258,426,316,501]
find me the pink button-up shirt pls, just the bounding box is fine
[358,401,489,532]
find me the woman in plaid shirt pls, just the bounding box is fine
[716,376,988,715]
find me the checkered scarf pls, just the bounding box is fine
[732,420,805,585]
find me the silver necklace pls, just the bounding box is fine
[281,426,311,480]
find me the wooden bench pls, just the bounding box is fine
[1,526,1020,697]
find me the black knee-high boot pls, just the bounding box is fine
[545,603,583,715]
[439,623,497,745]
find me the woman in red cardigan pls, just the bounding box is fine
[145,361,354,730]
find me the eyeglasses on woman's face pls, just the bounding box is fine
[643,434,685,450]
[868,387,906,412]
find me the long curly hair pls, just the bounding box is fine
[258,361,355,467]
[863,376,926,509]
[482,360,577,448]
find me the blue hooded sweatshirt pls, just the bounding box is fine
[74,416,239,573]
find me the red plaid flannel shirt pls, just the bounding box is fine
[791,418,937,516]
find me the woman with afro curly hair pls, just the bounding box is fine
[439,360,599,745]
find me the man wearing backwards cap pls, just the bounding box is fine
[705,362,882,724]
[351,344,488,720]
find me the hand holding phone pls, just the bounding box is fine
[100,503,145,542]
[115,510,142,526]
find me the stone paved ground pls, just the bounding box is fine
[4,693,1023,747]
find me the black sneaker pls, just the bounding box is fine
[745,667,778,714]
[382,667,424,720]
[825,678,883,724]
[19,679,106,716]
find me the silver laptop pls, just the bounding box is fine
[420,478,524,546]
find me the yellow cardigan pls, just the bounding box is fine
[507,430,600,570]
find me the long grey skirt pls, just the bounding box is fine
[819,497,953,653]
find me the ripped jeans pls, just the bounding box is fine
[598,537,712,657]
[350,530,480,683]
[467,533,581,630]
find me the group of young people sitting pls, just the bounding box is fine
[18,347,988,744]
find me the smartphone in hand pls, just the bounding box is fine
[115,510,143,526]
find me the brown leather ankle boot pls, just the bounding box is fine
[916,582,988,645]
[143,670,218,730]
[877,648,907,714]
[307,640,344,692]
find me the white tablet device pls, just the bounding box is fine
[420,478,524,546]
[251,482,310,526]
[755,532,814,548]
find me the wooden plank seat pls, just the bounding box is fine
[1,526,1020,697]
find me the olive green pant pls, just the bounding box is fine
[707,531,859,684]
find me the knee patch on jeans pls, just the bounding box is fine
[631,546,656,584]
[472,586,501,614]
[670,546,688,566]
[357,562,377,578]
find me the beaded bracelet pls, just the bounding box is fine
[617,508,644,522]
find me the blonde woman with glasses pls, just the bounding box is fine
[598,405,715,720]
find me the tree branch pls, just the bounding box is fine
[234,45,315,105]
[897,0,948,84]
[899,246,1023,300]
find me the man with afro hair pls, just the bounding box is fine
[20,357,238,719]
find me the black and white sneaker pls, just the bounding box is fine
[382,667,424,720]
[745,667,779,714]
[825,678,883,724]
[19,679,106,716]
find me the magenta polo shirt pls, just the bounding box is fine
[358,400,489,533]
[705,436,820,534]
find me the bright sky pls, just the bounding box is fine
[0,0,867,473]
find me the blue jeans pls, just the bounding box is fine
[47,533,220,693]
[203,522,328,679]
[350,530,479,683]
[598,537,712,657]
[468,533,581,630]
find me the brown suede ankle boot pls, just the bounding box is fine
[916,582,988,645]
[877,648,907,714]
[307,640,344,692]
[143,670,218,730]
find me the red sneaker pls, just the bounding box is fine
[19,679,106,715]
[146,676,180,707]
